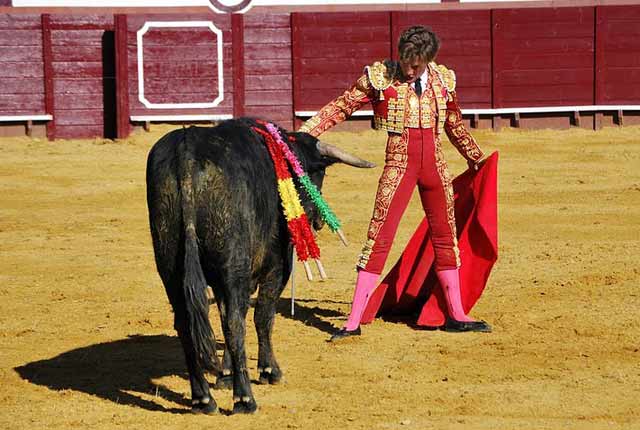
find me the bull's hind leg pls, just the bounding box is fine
[213,298,233,390]
[171,290,218,414]
[219,279,257,414]
[255,277,286,385]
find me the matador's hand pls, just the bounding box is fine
[467,158,482,172]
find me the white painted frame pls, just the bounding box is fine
[136,21,224,109]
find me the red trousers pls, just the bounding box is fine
[358,128,459,274]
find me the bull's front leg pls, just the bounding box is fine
[221,287,257,414]
[254,277,286,385]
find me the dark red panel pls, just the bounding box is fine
[392,10,492,108]
[244,12,292,125]
[0,15,45,117]
[292,12,390,112]
[596,5,640,105]
[0,14,42,29]
[493,7,595,108]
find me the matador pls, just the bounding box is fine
[298,26,492,340]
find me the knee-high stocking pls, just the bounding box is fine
[344,270,379,331]
[436,268,474,322]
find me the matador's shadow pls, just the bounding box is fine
[14,334,221,414]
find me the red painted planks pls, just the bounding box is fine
[393,10,492,108]
[596,5,640,105]
[0,14,42,29]
[127,13,234,119]
[493,7,595,108]
[244,12,292,124]
[0,29,43,46]
[0,94,46,112]
[293,11,389,112]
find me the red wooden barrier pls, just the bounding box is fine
[392,10,492,108]
[492,7,595,108]
[243,12,293,129]
[596,5,640,105]
[292,12,391,112]
[0,15,46,115]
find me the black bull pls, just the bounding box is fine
[145,118,373,414]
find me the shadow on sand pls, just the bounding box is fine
[14,334,204,414]
[15,298,346,413]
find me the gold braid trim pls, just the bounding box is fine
[356,130,409,270]
[434,136,461,267]
[444,92,483,162]
[365,61,394,92]
[435,63,456,93]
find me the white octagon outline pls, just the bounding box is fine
[137,21,224,109]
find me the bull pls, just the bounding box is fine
[146,118,373,414]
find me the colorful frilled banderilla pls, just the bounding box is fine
[252,121,345,281]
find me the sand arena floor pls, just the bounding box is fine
[1,125,639,429]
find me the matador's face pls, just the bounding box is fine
[399,57,429,84]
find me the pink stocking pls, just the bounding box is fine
[344,270,379,331]
[436,268,474,322]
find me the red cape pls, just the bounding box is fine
[361,151,499,327]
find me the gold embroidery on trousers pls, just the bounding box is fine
[356,130,409,269]
[434,136,461,267]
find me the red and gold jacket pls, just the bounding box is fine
[298,60,483,163]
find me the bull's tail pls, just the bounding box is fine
[177,126,219,373]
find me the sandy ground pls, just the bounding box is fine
[1,124,639,429]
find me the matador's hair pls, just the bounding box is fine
[398,25,440,63]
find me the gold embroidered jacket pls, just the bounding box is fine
[299,60,483,163]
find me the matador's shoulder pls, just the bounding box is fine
[364,60,396,91]
[433,62,457,92]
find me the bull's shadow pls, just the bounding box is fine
[14,299,346,413]
[14,334,221,414]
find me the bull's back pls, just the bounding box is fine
[146,124,283,273]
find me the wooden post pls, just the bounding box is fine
[615,109,624,126]
[114,14,130,139]
[492,115,501,132]
[471,113,479,129]
[572,111,581,127]
[232,14,245,118]
[513,112,521,128]
[594,112,603,131]
[26,120,33,137]
[41,14,55,141]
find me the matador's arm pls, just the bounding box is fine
[298,74,375,137]
[439,66,484,164]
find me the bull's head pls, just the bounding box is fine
[286,131,375,232]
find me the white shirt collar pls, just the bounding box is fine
[413,68,429,92]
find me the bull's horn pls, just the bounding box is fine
[317,141,376,168]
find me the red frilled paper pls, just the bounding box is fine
[361,151,499,327]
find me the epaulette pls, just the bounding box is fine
[434,63,456,92]
[365,61,394,91]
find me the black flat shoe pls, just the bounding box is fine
[442,318,492,333]
[328,327,361,342]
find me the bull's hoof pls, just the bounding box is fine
[214,374,233,390]
[258,368,283,385]
[232,398,257,414]
[191,398,218,415]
